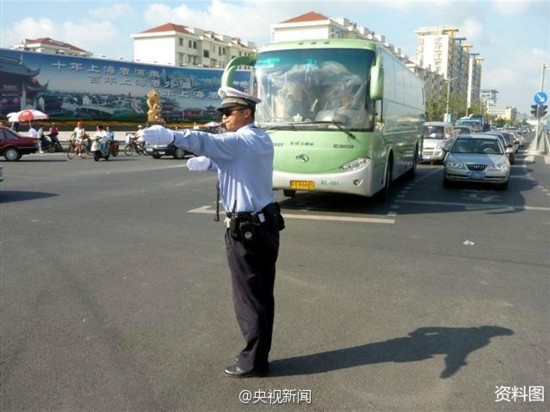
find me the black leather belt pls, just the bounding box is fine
[225,211,266,224]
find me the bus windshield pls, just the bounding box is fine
[253,48,375,130]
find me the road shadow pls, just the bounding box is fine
[271,325,513,379]
[0,190,58,203]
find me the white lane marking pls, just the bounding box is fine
[395,199,550,212]
[188,206,395,224]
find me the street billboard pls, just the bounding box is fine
[0,48,250,123]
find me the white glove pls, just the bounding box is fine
[187,156,212,171]
[141,125,174,145]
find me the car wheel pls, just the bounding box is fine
[173,147,186,159]
[4,147,20,161]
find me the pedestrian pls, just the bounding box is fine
[28,122,37,139]
[143,87,284,378]
[36,124,45,153]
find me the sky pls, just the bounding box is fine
[1,0,549,113]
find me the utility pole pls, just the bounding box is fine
[536,64,549,153]
[445,76,460,122]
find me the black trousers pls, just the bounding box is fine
[225,223,279,372]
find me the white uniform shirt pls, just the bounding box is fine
[175,124,274,213]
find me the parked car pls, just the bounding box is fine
[0,126,38,160]
[420,121,457,164]
[443,134,510,190]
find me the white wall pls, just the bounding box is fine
[134,37,176,65]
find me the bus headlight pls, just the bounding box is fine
[340,158,370,172]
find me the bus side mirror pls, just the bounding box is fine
[221,55,256,87]
[369,55,384,101]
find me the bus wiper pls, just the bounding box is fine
[305,121,357,140]
[260,122,296,132]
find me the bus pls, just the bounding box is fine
[221,39,425,200]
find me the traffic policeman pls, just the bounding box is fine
[143,87,284,378]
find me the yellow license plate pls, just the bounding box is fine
[290,180,315,190]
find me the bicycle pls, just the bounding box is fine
[124,138,145,156]
[67,139,89,159]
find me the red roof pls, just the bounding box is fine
[280,11,329,24]
[141,23,192,35]
[24,37,88,53]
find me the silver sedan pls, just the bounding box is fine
[443,135,510,190]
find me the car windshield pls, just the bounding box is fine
[451,138,503,155]
[422,125,446,139]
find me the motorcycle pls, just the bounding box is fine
[109,139,120,157]
[91,136,118,161]
[40,134,64,153]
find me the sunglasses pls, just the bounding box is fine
[221,108,246,117]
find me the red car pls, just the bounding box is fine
[0,126,38,160]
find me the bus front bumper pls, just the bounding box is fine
[273,166,379,197]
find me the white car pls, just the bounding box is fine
[420,121,457,164]
[443,135,510,190]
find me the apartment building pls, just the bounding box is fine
[131,23,256,68]
[415,26,483,114]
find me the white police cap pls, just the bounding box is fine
[217,86,261,111]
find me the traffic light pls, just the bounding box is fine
[531,105,538,116]
[537,105,548,118]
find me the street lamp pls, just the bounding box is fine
[536,63,550,153]
[444,76,460,122]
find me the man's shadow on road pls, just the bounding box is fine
[272,326,513,378]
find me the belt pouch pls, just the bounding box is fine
[229,217,240,239]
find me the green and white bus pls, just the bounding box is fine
[222,39,425,200]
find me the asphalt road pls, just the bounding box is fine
[1,137,549,411]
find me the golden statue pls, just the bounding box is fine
[147,89,163,123]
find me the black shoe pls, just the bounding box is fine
[224,364,268,378]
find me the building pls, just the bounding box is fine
[131,23,256,68]
[414,27,475,97]
[486,105,518,123]
[270,11,374,42]
[10,37,92,57]
[481,89,499,107]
